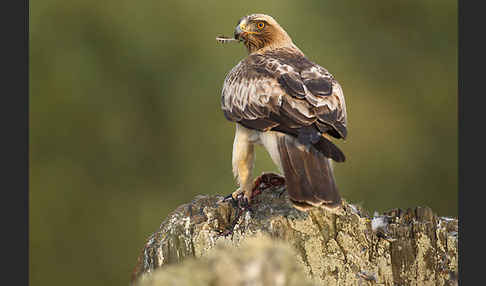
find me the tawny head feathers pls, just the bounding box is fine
[234,14,294,54]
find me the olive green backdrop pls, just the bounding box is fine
[30,0,457,285]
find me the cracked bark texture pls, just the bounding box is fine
[131,184,458,286]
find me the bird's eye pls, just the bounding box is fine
[257,22,265,29]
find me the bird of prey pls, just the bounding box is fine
[219,14,347,211]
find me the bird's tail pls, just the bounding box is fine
[277,134,342,211]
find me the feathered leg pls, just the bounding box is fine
[231,123,256,204]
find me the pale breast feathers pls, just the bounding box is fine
[221,50,347,139]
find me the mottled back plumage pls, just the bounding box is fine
[222,47,347,161]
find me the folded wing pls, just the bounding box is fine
[221,48,347,162]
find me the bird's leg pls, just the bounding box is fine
[221,125,256,208]
[217,126,256,236]
[232,127,255,209]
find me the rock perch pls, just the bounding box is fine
[131,180,458,286]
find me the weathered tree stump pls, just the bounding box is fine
[131,181,458,286]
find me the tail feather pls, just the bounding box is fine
[277,135,342,211]
[313,137,346,163]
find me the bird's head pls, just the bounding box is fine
[233,14,293,54]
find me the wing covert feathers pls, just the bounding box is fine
[221,48,348,149]
[277,134,342,211]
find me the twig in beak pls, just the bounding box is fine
[216,35,239,44]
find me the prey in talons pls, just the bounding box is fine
[222,172,286,212]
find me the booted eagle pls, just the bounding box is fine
[220,14,347,211]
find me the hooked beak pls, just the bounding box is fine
[234,23,244,41]
[234,19,256,41]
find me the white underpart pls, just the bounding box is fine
[256,129,284,173]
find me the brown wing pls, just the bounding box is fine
[221,49,347,160]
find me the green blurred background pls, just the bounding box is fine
[30,0,457,285]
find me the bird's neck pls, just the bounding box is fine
[250,41,303,56]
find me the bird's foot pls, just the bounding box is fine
[218,173,286,237]
[221,172,286,207]
[221,190,253,212]
[217,192,250,237]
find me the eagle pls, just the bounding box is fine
[219,14,347,211]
